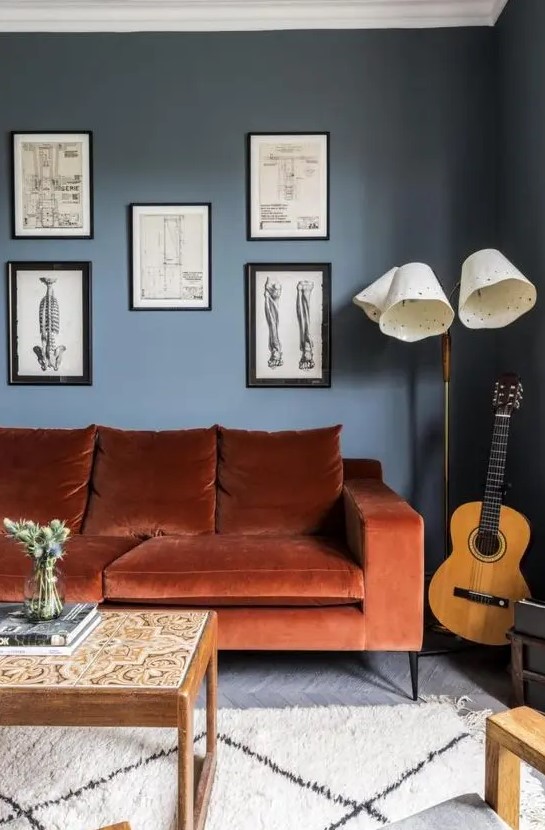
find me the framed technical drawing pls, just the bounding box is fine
[246,263,331,388]
[8,261,92,385]
[130,203,211,310]
[247,132,329,241]
[12,132,93,238]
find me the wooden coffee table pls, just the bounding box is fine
[0,609,217,830]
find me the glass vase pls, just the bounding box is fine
[24,560,65,621]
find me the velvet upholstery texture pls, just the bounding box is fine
[84,426,217,537]
[213,605,366,650]
[342,458,382,481]
[344,479,424,651]
[0,426,96,533]
[104,535,363,605]
[0,535,139,603]
[217,426,343,534]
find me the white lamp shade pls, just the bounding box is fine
[352,268,397,322]
[459,249,537,329]
[379,263,455,342]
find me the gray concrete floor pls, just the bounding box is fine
[209,644,511,711]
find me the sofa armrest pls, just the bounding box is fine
[343,479,424,651]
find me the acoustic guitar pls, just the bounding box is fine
[429,373,531,646]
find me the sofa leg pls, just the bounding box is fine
[408,651,419,701]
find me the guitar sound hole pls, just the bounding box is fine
[475,531,500,557]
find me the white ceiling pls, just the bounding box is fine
[0,0,510,32]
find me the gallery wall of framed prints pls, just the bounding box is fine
[130,203,211,311]
[246,263,331,388]
[7,261,92,386]
[246,132,330,241]
[11,131,93,239]
[4,128,334,390]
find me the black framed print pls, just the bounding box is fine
[246,263,331,388]
[130,203,211,310]
[12,132,93,238]
[247,132,330,240]
[8,262,92,385]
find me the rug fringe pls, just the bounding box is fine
[420,695,492,739]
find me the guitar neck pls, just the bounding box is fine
[480,412,511,533]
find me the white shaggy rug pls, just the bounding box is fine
[0,699,543,830]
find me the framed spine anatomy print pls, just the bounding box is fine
[130,203,211,310]
[12,132,93,238]
[246,263,331,388]
[8,262,92,385]
[247,132,329,240]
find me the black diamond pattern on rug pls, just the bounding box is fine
[0,728,471,829]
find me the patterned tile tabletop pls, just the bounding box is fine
[0,610,210,689]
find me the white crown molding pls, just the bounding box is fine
[490,0,510,23]
[0,0,508,33]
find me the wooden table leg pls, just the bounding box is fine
[485,731,520,829]
[178,692,194,830]
[206,638,217,756]
[194,628,218,830]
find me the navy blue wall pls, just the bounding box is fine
[497,0,545,595]
[0,31,498,568]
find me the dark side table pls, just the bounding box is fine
[507,628,545,707]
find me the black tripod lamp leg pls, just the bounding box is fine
[408,651,419,701]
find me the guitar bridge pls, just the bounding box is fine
[453,587,510,609]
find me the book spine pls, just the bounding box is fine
[0,633,68,647]
[0,643,70,656]
[0,615,101,656]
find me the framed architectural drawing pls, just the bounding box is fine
[8,261,92,385]
[130,203,211,310]
[12,132,93,238]
[246,263,331,387]
[247,132,329,240]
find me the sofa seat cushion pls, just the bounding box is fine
[217,426,343,535]
[104,535,364,606]
[0,535,139,603]
[83,426,217,537]
[0,425,96,533]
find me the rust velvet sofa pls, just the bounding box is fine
[0,423,424,695]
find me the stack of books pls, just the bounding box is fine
[0,602,101,656]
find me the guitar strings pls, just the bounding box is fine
[472,412,510,594]
[475,415,507,590]
[482,414,508,585]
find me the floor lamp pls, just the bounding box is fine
[353,249,537,562]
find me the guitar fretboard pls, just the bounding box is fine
[479,412,510,534]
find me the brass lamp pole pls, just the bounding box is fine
[442,330,451,561]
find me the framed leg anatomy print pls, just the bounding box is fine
[12,132,93,238]
[246,263,331,388]
[8,262,92,385]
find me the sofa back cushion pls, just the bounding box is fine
[83,426,217,537]
[0,426,96,533]
[217,426,343,534]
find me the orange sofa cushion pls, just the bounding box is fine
[104,535,364,606]
[0,535,139,603]
[217,426,343,534]
[0,426,96,533]
[83,426,217,537]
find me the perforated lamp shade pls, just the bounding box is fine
[353,263,454,342]
[352,267,397,322]
[459,249,537,329]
